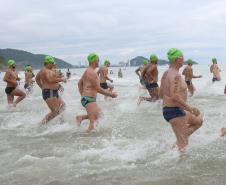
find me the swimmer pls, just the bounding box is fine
[97,60,114,99]
[3,59,26,107]
[210,58,221,82]
[159,48,203,152]
[76,53,117,132]
[35,55,67,125]
[24,65,35,94]
[118,68,123,78]
[138,54,159,104]
[66,68,71,79]
[182,59,202,96]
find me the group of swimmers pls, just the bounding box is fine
[2,48,226,152]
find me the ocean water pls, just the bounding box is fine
[0,65,226,185]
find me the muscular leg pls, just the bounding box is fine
[6,94,14,106]
[76,115,89,126]
[188,85,194,96]
[40,97,64,125]
[186,111,203,136]
[85,102,101,132]
[138,88,159,105]
[170,116,189,152]
[170,112,203,152]
[11,89,26,106]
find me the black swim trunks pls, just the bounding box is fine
[5,87,16,95]
[100,82,108,89]
[185,80,192,86]
[42,89,59,101]
[146,82,159,90]
[24,83,29,89]
[162,107,186,122]
[212,77,219,82]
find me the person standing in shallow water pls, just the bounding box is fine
[182,59,202,97]
[76,53,117,133]
[3,59,26,107]
[35,56,67,125]
[210,58,221,82]
[138,54,159,104]
[159,48,203,152]
[118,68,123,78]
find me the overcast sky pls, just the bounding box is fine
[1,0,226,65]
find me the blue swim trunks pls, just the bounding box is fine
[163,107,186,122]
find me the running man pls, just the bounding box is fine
[24,65,35,94]
[97,60,114,99]
[210,58,221,82]
[3,59,26,107]
[76,53,117,132]
[159,48,203,152]
[182,59,202,96]
[135,59,149,87]
[138,54,159,104]
[35,55,67,125]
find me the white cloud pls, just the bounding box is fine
[0,0,226,64]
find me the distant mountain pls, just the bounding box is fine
[129,56,198,66]
[0,48,73,69]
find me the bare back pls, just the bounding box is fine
[182,66,193,81]
[98,66,108,83]
[210,64,220,77]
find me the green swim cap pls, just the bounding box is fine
[187,59,193,65]
[8,59,15,66]
[44,55,55,64]
[150,54,158,63]
[104,60,110,65]
[143,59,148,65]
[212,58,217,64]
[87,53,99,63]
[167,48,183,63]
[24,65,31,71]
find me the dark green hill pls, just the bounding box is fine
[0,48,73,69]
